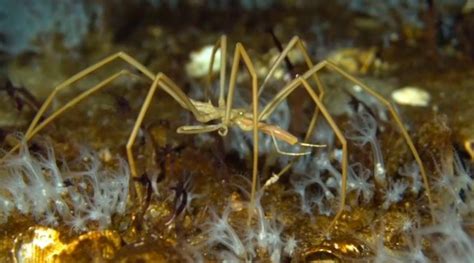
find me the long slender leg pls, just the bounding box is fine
[322,60,435,221]
[260,75,348,231]
[259,37,330,186]
[259,62,327,121]
[259,63,328,189]
[259,36,325,98]
[259,36,329,157]
[125,72,227,204]
[126,72,218,179]
[262,93,325,187]
[125,74,177,210]
[300,60,433,223]
[224,43,259,224]
[15,51,209,147]
[298,78,348,231]
[3,69,147,207]
[155,74,209,122]
[7,69,209,182]
[24,52,155,139]
[262,59,434,227]
[270,130,311,156]
[207,35,227,108]
[22,52,208,141]
[4,70,141,157]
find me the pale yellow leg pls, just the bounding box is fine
[125,72,218,204]
[321,60,435,221]
[126,72,215,179]
[258,63,326,190]
[207,35,227,108]
[2,52,218,204]
[1,52,153,161]
[298,77,348,231]
[259,73,348,232]
[25,52,155,139]
[259,35,325,98]
[4,70,143,159]
[224,43,259,225]
[270,130,311,157]
[261,58,434,228]
[259,37,329,188]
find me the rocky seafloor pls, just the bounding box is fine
[0,1,474,262]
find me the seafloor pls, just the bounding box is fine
[0,1,473,262]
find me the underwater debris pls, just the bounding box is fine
[391,86,431,107]
[185,45,221,78]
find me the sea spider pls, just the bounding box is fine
[2,35,434,230]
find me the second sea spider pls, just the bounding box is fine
[3,35,434,230]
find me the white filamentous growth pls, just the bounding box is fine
[346,109,386,184]
[204,184,296,262]
[0,140,129,231]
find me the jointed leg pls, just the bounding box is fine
[259,62,327,122]
[320,61,435,221]
[259,36,326,98]
[126,72,213,179]
[25,52,155,140]
[259,36,328,139]
[1,52,153,161]
[259,62,327,192]
[23,52,210,140]
[4,51,211,181]
[262,98,325,188]
[5,51,210,172]
[207,35,228,108]
[259,76,348,232]
[259,35,329,147]
[259,37,330,187]
[270,130,311,157]
[125,72,212,204]
[298,78,348,231]
[267,59,433,226]
[4,70,143,158]
[224,43,259,224]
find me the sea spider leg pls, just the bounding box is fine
[259,68,348,231]
[263,36,328,141]
[18,71,139,142]
[1,53,217,206]
[207,35,227,108]
[261,43,435,225]
[223,43,259,224]
[259,35,325,98]
[3,52,154,158]
[314,61,434,221]
[259,36,330,181]
[262,60,435,228]
[298,77,348,231]
[3,72,139,161]
[25,52,155,138]
[3,52,211,158]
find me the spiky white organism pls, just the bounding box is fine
[0,140,129,231]
[346,109,386,184]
